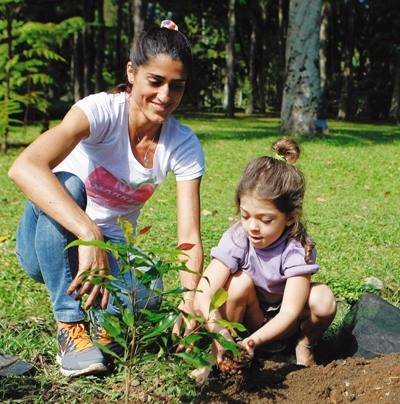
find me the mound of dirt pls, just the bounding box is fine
[199,353,400,403]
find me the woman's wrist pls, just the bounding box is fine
[76,220,103,241]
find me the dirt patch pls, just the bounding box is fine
[198,353,400,403]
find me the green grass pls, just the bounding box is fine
[1,115,399,401]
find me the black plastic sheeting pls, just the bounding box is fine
[0,355,33,377]
[340,292,400,358]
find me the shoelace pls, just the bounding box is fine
[61,323,93,352]
[95,326,113,345]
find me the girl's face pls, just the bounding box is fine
[127,54,187,125]
[239,193,294,249]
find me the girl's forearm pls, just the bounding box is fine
[193,294,230,335]
[249,310,299,347]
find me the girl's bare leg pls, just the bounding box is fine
[296,283,337,366]
[220,271,265,331]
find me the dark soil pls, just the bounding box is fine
[198,353,400,403]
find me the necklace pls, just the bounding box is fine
[137,133,157,166]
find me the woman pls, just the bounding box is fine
[8,21,204,377]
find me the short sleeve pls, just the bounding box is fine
[210,224,248,273]
[281,238,319,278]
[170,128,205,181]
[74,92,112,144]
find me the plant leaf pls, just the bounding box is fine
[211,333,240,355]
[66,239,112,250]
[214,319,247,337]
[139,225,152,235]
[175,352,211,368]
[140,314,176,341]
[209,288,228,311]
[177,243,195,251]
[122,308,134,328]
[93,341,123,361]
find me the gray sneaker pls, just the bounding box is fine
[56,322,107,377]
[89,311,124,360]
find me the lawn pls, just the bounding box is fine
[0,114,399,401]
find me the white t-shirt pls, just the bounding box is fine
[54,91,205,239]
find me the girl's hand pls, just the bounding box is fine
[67,244,110,310]
[238,338,256,358]
[216,334,254,374]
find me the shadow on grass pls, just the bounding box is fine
[0,375,44,401]
[4,113,400,149]
[178,113,400,147]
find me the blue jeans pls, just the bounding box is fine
[16,171,162,323]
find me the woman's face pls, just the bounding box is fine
[127,54,187,125]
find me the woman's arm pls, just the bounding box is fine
[247,275,311,347]
[8,107,96,239]
[176,178,203,310]
[8,107,109,308]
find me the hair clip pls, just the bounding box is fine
[160,19,179,31]
[274,153,286,162]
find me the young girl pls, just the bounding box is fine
[194,138,336,368]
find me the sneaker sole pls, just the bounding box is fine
[56,354,107,378]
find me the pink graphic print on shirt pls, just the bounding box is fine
[85,166,155,209]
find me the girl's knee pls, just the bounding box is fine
[225,271,255,305]
[309,284,337,318]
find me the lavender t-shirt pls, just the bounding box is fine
[211,223,319,296]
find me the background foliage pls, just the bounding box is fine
[1,0,400,129]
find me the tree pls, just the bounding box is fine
[82,0,95,96]
[389,52,400,122]
[94,0,106,92]
[246,0,259,114]
[0,0,83,152]
[337,0,355,119]
[132,0,144,46]
[225,0,236,117]
[281,0,323,136]
[319,0,331,126]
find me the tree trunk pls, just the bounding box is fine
[226,0,236,118]
[277,0,288,110]
[71,32,81,102]
[2,8,13,154]
[337,0,355,120]
[257,0,268,114]
[317,0,331,133]
[281,0,323,136]
[115,0,124,82]
[132,0,144,47]
[83,0,95,96]
[389,53,400,122]
[246,0,258,114]
[95,0,105,92]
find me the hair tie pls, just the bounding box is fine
[160,19,179,31]
[274,153,286,162]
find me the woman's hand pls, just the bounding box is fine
[67,243,110,310]
[172,298,198,352]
